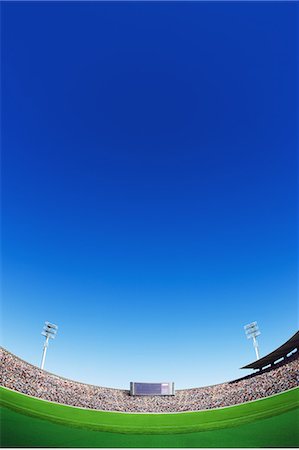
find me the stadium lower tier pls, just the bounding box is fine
[0,348,298,413]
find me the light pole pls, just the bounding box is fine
[244,321,261,360]
[40,321,58,369]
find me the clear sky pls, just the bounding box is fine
[1,1,298,389]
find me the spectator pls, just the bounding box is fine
[0,347,298,413]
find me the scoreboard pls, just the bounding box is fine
[130,382,175,396]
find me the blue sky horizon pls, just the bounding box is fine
[1,1,298,389]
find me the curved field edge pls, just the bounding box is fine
[1,407,298,448]
[0,386,298,435]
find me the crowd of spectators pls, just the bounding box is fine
[1,347,298,413]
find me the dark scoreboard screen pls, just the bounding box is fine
[130,382,175,396]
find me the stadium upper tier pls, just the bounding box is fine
[1,347,298,413]
[241,331,299,370]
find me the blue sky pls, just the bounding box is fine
[1,1,298,389]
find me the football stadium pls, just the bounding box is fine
[1,331,298,447]
[2,1,298,448]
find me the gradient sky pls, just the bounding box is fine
[1,1,298,389]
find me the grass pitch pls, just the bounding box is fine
[0,386,298,447]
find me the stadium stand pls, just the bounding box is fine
[241,330,299,370]
[1,341,298,413]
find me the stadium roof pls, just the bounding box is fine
[241,330,299,370]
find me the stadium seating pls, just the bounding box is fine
[0,348,298,413]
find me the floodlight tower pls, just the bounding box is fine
[40,321,58,370]
[244,321,261,360]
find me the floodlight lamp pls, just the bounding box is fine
[44,327,56,333]
[42,322,58,340]
[244,322,259,336]
[40,321,58,369]
[243,321,261,360]
[44,326,56,332]
[244,324,252,330]
[45,322,58,329]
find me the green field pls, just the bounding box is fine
[1,386,298,447]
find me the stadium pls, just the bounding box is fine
[1,1,298,448]
[1,331,298,447]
